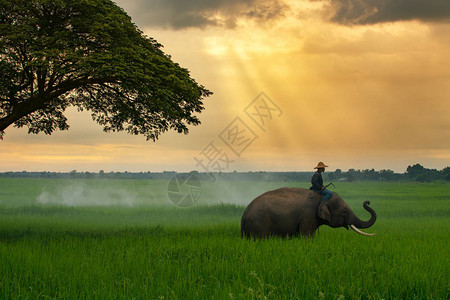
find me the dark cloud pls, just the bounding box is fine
[327,0,450,25]
[114,0,288,29]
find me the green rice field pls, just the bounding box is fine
[0,178,449,299]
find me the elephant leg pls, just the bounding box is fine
[301,228,316,237]
[299,221,318,238]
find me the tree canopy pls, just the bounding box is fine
[0,0,212,140]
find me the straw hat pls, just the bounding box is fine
[314,162,328,169]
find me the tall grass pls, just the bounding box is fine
[0,179,448,299]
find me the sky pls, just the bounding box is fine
[1,0,449,173]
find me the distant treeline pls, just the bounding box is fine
[326,164,449,182]
[0,164,448,182]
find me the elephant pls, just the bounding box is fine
[241,187,376,238]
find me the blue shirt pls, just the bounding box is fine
[310,171,323,193]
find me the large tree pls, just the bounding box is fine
[0,0,211,140]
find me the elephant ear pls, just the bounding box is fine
[318,202,331,222]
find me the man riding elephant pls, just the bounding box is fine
[310,162,333,202]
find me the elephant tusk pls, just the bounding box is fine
[350,224,376,236]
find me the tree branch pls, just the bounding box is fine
[0,76,116,132]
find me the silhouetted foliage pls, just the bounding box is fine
[0,0,211,140]
[1,164,448,181]
[406,164,426,178]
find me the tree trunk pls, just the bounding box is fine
[0,115,17,132]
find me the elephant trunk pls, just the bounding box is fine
[350,201,377,229]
